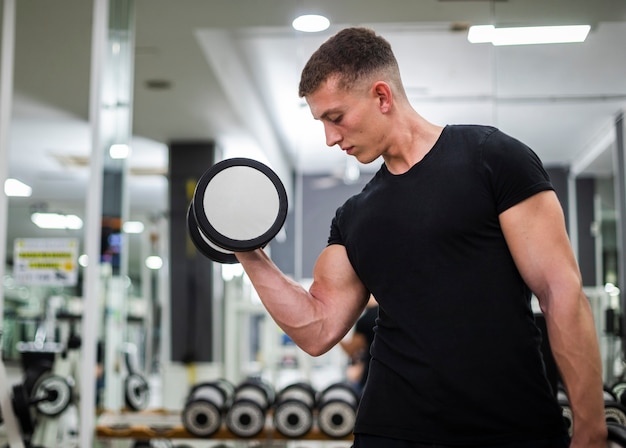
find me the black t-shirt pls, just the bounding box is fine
[328,125,566,445]
[355,305,378,388]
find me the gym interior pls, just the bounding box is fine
[1,0,626,447]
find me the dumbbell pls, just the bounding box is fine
[273,382,316,438]
[124,373,150,412]
[182,379,235,437]
[188,158,288,263]
[225,378,275,438]
[11,373,74,436]
[604,389,626,426]
[123,345,150,411]
[316,382,359,438]
[612,381,626,407]
[608,421,626,447]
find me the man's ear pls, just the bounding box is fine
[373,81,392,113]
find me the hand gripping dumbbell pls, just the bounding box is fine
[182,379,235,437]
[225,378,275,438]
[188,158,288,263]
[272,382,317,438]
[316,382,359,438]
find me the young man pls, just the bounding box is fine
[235,27,607,447]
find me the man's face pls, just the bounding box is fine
[305,76,387,165]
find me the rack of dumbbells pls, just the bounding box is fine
[97,376,626,445]
[96,377,359,444]
[180,377,358,441]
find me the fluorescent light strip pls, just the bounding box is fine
[31,212,83,230]
[468,24,591,46]
[4,178,32,197]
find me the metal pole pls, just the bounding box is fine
[78,0,108,446]
[0,0,25,445]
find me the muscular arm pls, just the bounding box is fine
[235,244,370,356]
[499,190,607,447]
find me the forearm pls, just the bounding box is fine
[542,289,607,447]
[235,246,368,356]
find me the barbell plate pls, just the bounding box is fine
[187,202,239,264]
[193,158,288,252]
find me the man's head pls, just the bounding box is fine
[298,27,405,99]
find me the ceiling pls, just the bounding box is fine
[3,0,626,277]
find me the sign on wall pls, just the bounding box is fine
[13,238,80,286]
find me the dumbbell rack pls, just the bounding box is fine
[95,409,354,443]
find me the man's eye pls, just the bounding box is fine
[330,115,342,124]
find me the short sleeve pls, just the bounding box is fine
[327,206,344,246]
[482,129,554,214]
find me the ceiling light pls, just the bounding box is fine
[4,178,32,197]
[122,221,145,234]
[292,14,330,33]
[109,143,131,159]
[31,212,83,230]
[145,255,163,270]
[468,24,591,46]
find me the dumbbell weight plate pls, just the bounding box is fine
[187,202,238,264]
[32,373,72,417]
[225,399,266,438]
[606,403,626,426]
[182,399,222,437]
[560,403,573,437]
[317,399,356,438]
[192,158,288,252]
[125,373,150,411]
[273,399,313,438]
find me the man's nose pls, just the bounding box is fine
[324,124,342,147]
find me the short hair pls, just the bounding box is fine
[298,27,404,98]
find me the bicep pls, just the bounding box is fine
[309,244,370,340]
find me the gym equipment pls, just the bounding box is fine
[608,422,626,447]
[189,158,288,262]
[182,379,234,437]
[557,388,573,436]
[11,372,73,441]
[316,382,359,438]
[187,201,238,264]
[612,381,626,407]
[30,373,73,417]
[272,381,316,438]
[225,378,275,438]
[122,343,151,412]
[606,402,626,426]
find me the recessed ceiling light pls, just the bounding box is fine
[468,24,591,46]
[292,14,330,33]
